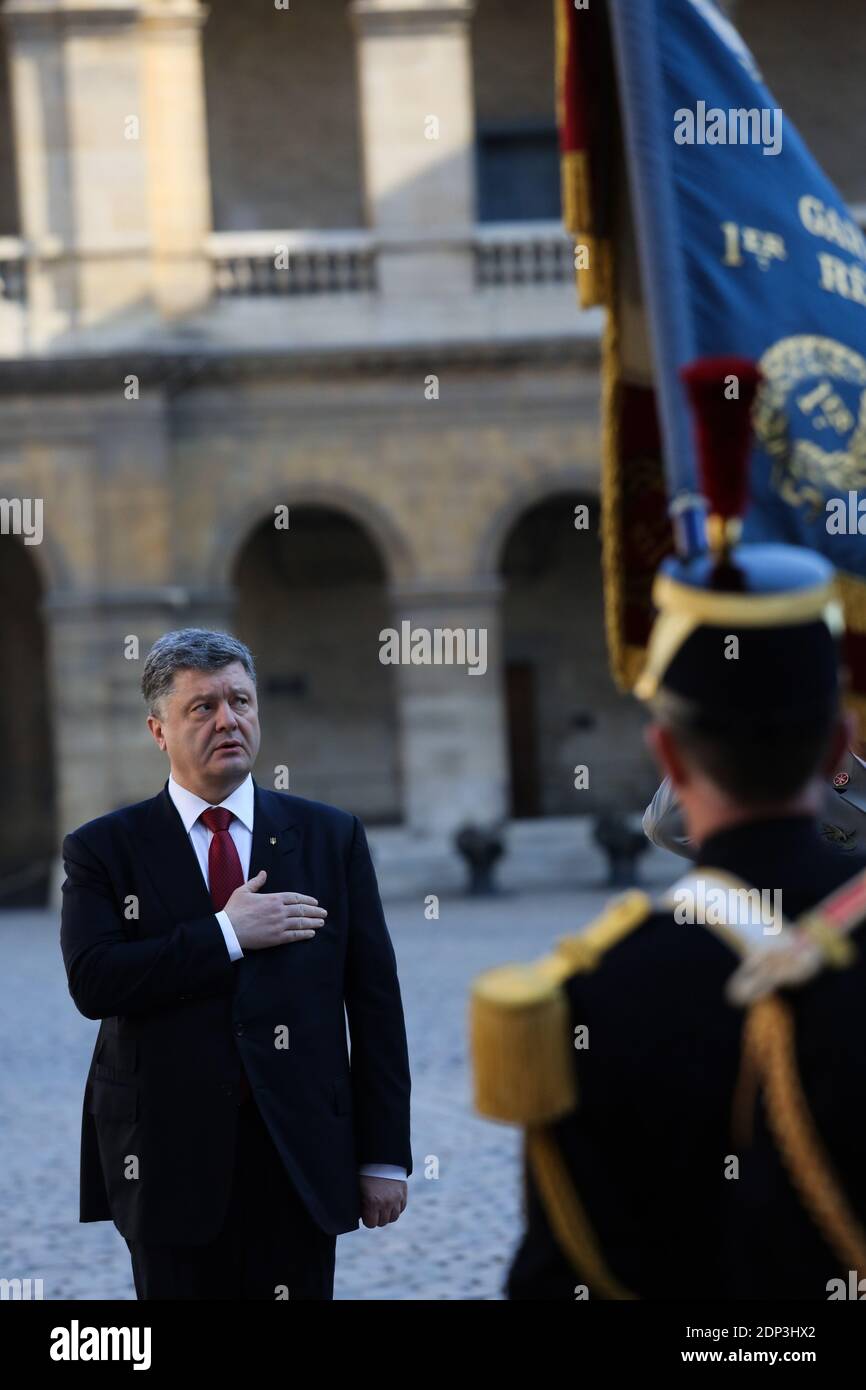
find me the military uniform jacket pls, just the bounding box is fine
[725,913,866,1299]
[494,816,866,1300]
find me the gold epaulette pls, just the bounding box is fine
[470,891,652,1126]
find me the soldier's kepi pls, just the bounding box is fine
[635,356,846,774]
[641,358,866,860]
[470,357,866,1299]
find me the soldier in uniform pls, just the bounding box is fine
[470,362,866,1300]
[643,747,866,859]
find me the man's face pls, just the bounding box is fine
[146,661,261,798]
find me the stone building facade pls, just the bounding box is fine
[0,0,862,903]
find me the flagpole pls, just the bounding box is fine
[607,0,707,558]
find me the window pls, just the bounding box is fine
[476,121,561,223]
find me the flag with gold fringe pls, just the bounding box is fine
[555,0,866,731]
[555,0,673,693]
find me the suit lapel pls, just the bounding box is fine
[137,779,303,932]
[139,783,215,927]
[235,781,304,1002]
[248,780,303,888]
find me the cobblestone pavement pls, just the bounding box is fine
[0,861,674,1301]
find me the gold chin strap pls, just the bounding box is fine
[634,574,843,701]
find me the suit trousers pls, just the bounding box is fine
[125,1094,337,1300]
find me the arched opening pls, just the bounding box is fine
[232,506,401,824]
[499,493,654,819]
[0,538,55,904]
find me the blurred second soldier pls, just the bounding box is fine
[642,748,866,860]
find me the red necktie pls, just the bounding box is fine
[201,807,244,911]
[200,806,250,1104]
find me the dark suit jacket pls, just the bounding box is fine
[60,780,412,1245]
[508,816,866,1299]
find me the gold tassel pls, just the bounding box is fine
[599,283,634,690]
[560,149,592,241]
[471,962,576,1126]
[471,892,650,1126]
[744,995,866,1274]
[527,1127,638,1298]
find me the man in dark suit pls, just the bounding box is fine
[61,628,412,1300]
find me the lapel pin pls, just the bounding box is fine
[834,771,849,789]
[269,836,277,845]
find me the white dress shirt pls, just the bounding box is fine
[168,772,251,960]
[167,773,407,1183]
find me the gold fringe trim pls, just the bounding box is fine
[471,966,577,1126]
[561,149,593,242]
[576,234,612,312]
[744,995,866,1274]
[554,0,610,309]
[836,571,866,634]
[471,891,650,1126]
[471,889,651,1289]
[527,1127,638,1299]
[599,277,634,690]
[561,151,610,308]
[554,0,570,145]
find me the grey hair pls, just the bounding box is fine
[142,629,257,715]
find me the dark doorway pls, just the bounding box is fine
[505,660,541,818]
[0,538,55,905]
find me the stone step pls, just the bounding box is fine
[367,815,682,901]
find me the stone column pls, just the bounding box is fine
[139,0,212,316]
[2,0,213,345]
[349,0,477,300]
[387,577,509,837]
[3,0,152,344]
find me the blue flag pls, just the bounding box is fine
[600,0,866,693]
